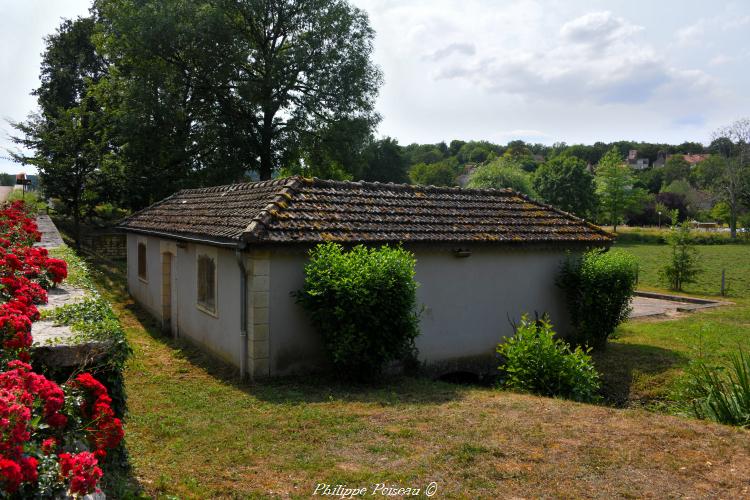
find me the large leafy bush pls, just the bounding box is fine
[557,249,638,350]
[496,314,600,403]
[297,243,420,379]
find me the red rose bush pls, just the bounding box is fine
[0,201,122,496]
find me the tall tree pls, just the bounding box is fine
[11,17,109,246]
[533,155,597,218]
[218,0,382,180]
[361,137,408,183]
[595,147,645,232]
[709,118,750,238]
[94,0,382,205]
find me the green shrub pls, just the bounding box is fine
[659,222,703,291]
[296,243,420,379]
[558,249,638,350]
[683,350,750,426]
[496,314,600,403]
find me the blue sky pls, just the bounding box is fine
[2,0,749,174]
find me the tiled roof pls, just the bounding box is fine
[119,177,613,246]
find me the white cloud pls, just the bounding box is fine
[675,20,705,46]
[560,11,643,47]
[424,42,476,61]
[432,10,703,106]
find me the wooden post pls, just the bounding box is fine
[721,269,726,296]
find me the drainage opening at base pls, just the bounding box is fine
[437,371,494,386]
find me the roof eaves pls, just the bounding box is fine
[121,226,241,248]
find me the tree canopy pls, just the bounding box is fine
[466,158,535,196]
[533,155,597,218]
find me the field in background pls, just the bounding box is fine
[595,243,750,410]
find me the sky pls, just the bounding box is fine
[1,0,749,174]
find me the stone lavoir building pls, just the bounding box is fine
[118,176,612,379]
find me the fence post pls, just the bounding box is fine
[721,269,726,296]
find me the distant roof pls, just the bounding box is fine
[683,153,710,165]
[119,177,613,247]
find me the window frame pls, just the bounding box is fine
[137,239,148,283]
[195,247,218,317]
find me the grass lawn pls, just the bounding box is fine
[594,242,750,410]
[82,245,750,498]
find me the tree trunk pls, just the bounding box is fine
[73,212,81,251]
[259,109,274,180]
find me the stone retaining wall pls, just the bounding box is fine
[82,232,126,260]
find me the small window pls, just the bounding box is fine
[137,242,147,281]
[197,254,216,314]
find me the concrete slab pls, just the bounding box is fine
[630,293,728,319]
[630,296,687,318]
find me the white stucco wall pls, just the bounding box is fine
[126,234,244,368]
[267,245,575,376]
[127,235,578,377]
[126,234,163,319]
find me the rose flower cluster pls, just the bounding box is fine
[0,201,122,496]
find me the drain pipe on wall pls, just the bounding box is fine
[235,243,249,382]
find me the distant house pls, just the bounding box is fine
[119,177,612,379]
[626,150,650,170]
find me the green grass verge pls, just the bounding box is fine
[595,242,750,412]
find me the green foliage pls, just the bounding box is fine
[0,173,15,187]
[614,228,743,245]
[44,294,131,416]
[558,249,639,350]
[466,158,535,196]
[683,350,750,426]
[95,0,382,188]
[7,189,47,212]
[659,222,703,291]
[496,314,601,403]
[709,202,731,224]
[10,17,111,245]
[662,155,691,185]
[409,160,457,186]
[361,137,409,183]
[533,154,597,217]
[49,245,94,289]
[296,243,420,379]
[595,147,647,231]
